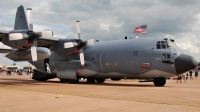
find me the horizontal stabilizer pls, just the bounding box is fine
[0,48,13,53]
[0,31,8,38]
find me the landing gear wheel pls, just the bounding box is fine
[153,77,166,86]
[96,79,105,83]
[60,79,68,83]
[69,79,79,83]
[35,79,48,81]
[86,78,95,83]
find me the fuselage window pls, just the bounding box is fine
[162,53,166,59]
[162,53,170,60]
[167,54,170,59]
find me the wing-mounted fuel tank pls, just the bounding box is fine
[5,47,50,61]
[49,60,99,79]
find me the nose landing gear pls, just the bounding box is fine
[153,77,166,86]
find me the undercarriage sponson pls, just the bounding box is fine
[32,70,56,81]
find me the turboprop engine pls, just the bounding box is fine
[5,47,50,61]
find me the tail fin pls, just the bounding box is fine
[14,5,29,30]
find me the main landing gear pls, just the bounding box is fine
[59,78,106,84]
[153,77,166,86]
[86,78,105,83]
[60,79,79,83]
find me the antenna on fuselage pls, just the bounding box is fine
[125,36,127,39]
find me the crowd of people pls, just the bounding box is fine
[176,68,199,83]
[0,68,33,76]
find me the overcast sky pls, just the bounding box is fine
[0,0,200,66]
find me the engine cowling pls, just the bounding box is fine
[5,47,50,61]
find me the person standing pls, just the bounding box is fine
[189,70,193,80]
[182,73,187,83]
[195,69,199,79]
[176,75,182,83]
[0,68,2,75]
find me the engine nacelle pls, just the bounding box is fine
[9,33,29,40]
[5,47,50,61]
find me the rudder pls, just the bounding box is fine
[14,5,29,30]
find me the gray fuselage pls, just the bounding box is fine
[30,37,194,79]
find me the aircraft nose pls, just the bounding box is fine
[175,54,197,74]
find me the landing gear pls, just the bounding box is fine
[86,78,95,83]
[68,79,79,83]
[96,79,105,83]
[153,77,166,86]
[32,70,56,81]
[60,79,68,83]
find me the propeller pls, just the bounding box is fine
[76,21,80,39]
[27,8,33,31]
[64,21,85,66]
[27,8,37,61]
[8,8,53,61]
[76,21,85,66]
[64,21,96,66]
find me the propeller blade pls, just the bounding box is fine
[31,39,37,61]
[27,8,33,31]
[64,42,78,49]
[76,21,80,39]
[79,49,85,66]
[31,46,37,61]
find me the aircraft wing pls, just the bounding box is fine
[0,48,13,53]
[37,37,59,47]
[0,30,9,38]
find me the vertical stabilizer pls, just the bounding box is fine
[14,5,29,30]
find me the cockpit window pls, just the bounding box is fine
[166,44,170,48]
[156,41,169,49]
[157,43,161,49]
[161,44,166,49]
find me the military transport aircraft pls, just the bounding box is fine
[0,5,197,86]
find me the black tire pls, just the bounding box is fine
[153,77,166,86]
[60,79,67,83]
[86,78,95,83]
[96,79,105,83]
[34,79,48,81]
[69,79,79,83]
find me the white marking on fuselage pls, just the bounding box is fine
[155,57,161,60]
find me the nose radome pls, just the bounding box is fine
[175,54,197,74]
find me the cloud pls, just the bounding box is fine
[1,0,200,66]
